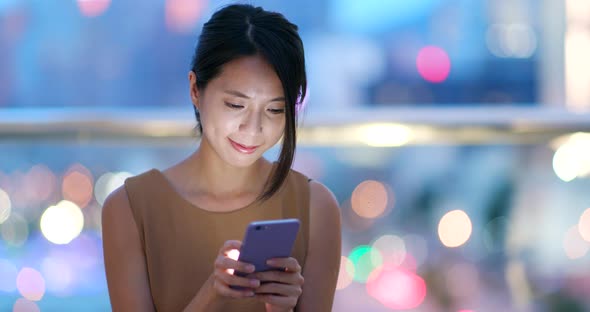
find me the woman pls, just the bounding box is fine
[102,4,341,312]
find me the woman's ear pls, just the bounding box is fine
[188,71,200,110]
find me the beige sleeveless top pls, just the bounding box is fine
[124,168,311,312]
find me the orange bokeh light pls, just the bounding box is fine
[351,180,389,219]
[62,164,94,208]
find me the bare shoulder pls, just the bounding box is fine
[297,180,341,310]
[102,186,133,229]
[102,185,156,310]
[308,180,341,222]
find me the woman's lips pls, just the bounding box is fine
[229,138,259,154]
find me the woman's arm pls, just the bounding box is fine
[296,181,342,311]
[102,187,157,311]
[102,187,258,312]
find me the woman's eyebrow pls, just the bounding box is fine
[224,89,285,102]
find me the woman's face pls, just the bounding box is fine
[190,55,286,168]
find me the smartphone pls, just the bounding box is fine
[234,218,300,277]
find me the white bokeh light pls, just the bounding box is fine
[40,201,84,245]
[0,188,11,224]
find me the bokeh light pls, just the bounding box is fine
[0,259,18,292]
[336,256,355,290]
[1,213,29,247]
[16,267,45,301]
[62,164,94,208]
[351,180,389,219]
[165,0,207,33]
[24,164,58,203]
[40,200,84,245]
[349,245,382,282]
[486,24,537,58]
[565,27,590,110]
[416,45,451,83]
[579,208,590,242]
[552,133,590,181]
[366,264,427,310]
[356,123,412,147]
[76,0,111,17]
[438,210,472,248]
[13,298,40,312]
[0,187,11,224]
[372,234,406,266]
[563,225,590,259]
[95,171,133,206]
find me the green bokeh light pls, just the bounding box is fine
[349,245,383,282]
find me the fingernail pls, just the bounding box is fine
[247,265,255,272]
[250,279,259,287]
[266,259,276,265]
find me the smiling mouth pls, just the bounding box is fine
[228,138,260,154]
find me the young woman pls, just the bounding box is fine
[102,4,341,311]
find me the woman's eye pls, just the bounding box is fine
[225,102,243,109]
[268,108,285,114]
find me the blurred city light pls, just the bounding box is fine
[1,213,29,247]
[40,200,84,245]
[438,210,473,248]
[505,260,532,308]
[579,208,590,242]
[563,225,590,259]
[565,26,590,110]
[371,234,406,266]
[366,264,426,310]
[552,132,590,182]
[25,164,57,203]
[486,24,537,58]
[76,0,111,17]
[16,267,45,301]
[95,171,133,206]
[62,164,94,209]
[336,256,355,290]
[349,245,382,282]
[12,298,40,312]
[165,0,206,33]
[416,46,451,83]
[356,123,412,147]
[566,0,590,23]
[351,180,389,219]
[0,188,11,224]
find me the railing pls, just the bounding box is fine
[1,107,589,144]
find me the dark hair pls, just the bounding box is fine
[190,4,307,202]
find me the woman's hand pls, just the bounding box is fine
[212,240,261,298]
[253,257,304,312]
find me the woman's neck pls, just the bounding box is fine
[173,144,273,199]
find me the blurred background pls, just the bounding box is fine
[1,0,590,311]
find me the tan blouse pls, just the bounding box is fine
[124,168,310,311]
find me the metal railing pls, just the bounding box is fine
[1,107,589,145]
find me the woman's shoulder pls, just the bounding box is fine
[287,168,339,218]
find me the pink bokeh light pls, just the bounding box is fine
[77,0,111,18]
[366,264,427,310]
[416,46,451,83]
